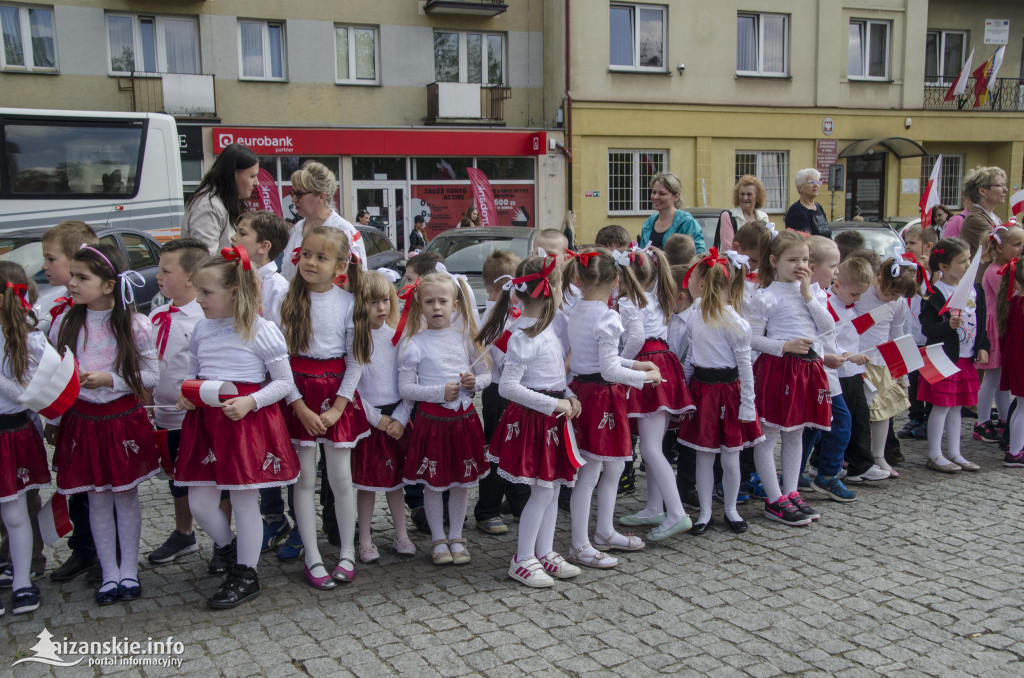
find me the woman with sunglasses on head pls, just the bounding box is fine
[784,169,832,238]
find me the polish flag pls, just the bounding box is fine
[938,246,983,315]
[919,155,942,228]
[492,330,513,353]
[918,344,961,384]
[876,334,925,379]
[564,421,585,469]
[17,344,80,419]
[38,494,72,546]
[851,304,894,335]
[943,48,974,101]
[1011,189,1024,219]
[181,380,237,407]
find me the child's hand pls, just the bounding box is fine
[554,398,572,417]
[633,361,657,372]
[376,415,393,432]
[292,400,327,435]
[644,367,663,385]
[443,382,460,402]
[797,267,813,301]
[846,352,870,366]
[176,393,196,411]
[44,423,57,446]
[79,371,113,390]
[320,399,347,429]
[976,349,989,364]
[222,396,257,422]
[783,338,813,355]
[824,353,846,369]
[386,420,405,440]
[460,372,476,391]
[949,314,962,329]
[568,396,582,420]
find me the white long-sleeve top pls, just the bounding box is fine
[480,299,521,384]
[830,290,868,379]
[683,305,756,422]
[552,284,580,355]
[284,286,362,404]
[49,308,158,403]
[398,326,491,411]
[904,295,925,346]
[667,308,693,362]
[149,299,204,429]
[619,291,669,360]
[358,324,413,428]
[813,285,842,396]
[0,331,47,415]
[187,316,294,411]
[280,211,368,280]
[498,318,574,416]
[258,261,289,328]
[747,281,834,357]
[854,285,907,367]
[567,300,646,389]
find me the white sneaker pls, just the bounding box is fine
[537,551,581,579]
[509,556,554,588]
[846,464,890,482]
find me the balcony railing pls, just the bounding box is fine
[424,0,507,16]
[116,71,217,118]
[426,82,511,125]
[923,76,1024,112]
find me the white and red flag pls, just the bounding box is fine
[876,334,925,379]
[18,344,79,419]
[38,494,72,546]
[938,246,983,315]
[1011,189,1024,220]
[943,48,974,101]
[181,380,237,407]
[918,344,961,384]
[920,155,943,228]
[564,421,585,469]
[851,304,894,335]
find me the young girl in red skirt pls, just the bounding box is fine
[677,251,764,535]
[278,226,370,588]
[351,270,415,563]
[997,255,1024,465]
[920,238,988,473]
[0,262,53,615]
[478,256,582,587]
[748,231,834,527]
[50,243,160,605]
[175,246,298,609]
[397,271,489,566]
[616,245,693,542]
[561,249,660,568]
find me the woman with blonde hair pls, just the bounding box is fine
[717,175,769,249]
[637,172,705,252]
[960,166,1009,258]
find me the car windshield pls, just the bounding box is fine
[0,237,46,286]
[838,229,905,259]
[690,215,720,248]
[426,235,531,274]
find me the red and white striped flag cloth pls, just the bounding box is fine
[851,304,894,335]
[943,48,974,102]
[17,344,80,419]
[938,246,983,315]
[38,494,72,546]
[919,155,942,228]
[181,380,237,407]
[918,344,961,384]
[876,334,925,379]
[564,420,585,469]
[1011,189,1024,219]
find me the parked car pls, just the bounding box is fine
[0,226,163,315]
[681,207,731,251]
[884,215,920,239]
[829,221,906,259]
[420,227,539,312]
[357,225,405,275]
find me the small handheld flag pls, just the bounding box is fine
[564,420,585,469]
[918,344,961,384]
[876,334,925,379]
[18,344,80,419]
[938,246,983,315]
[852,304,895,335]
[181,380,238,407]
[38,494,72,546]
[1011,189,1024,220]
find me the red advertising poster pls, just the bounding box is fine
[409,184,535,241]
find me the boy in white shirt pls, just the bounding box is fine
[230,211,290,327]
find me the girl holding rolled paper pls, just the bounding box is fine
[478,255,582,588]
[49,243,160,606]
[175,246,298,609]
[279,226,370,588]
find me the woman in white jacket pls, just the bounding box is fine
[181,143,259,254]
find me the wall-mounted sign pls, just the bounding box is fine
[985,19,1010,45]
[816,139,838,176]
[822,117,834,136]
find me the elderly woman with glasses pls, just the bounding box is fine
[784,168,832,237]
[959,166,1009,257]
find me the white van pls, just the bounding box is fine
[0,108,184,238]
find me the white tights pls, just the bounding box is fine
[1010,396,1024,455]
[870,419,892,472]
[357,489,408,549]
[1,494,32,590]
[424,486,468,554]
[696,450,742,523]
[636,414,685,525]
[570,458,626,553]
[927,406,965,464]
[753,427,804,503]
[89,489,142,591]
[295,445,355,578]
[189,487,262,569]
[516,485,559,561]
[978,368,1011,423]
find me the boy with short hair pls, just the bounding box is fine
[230,210,290,327]
[595,224,631,251]
[146,239,214,567]
[663,234,696,267]
[535,228,569,267]
[834,230,866,261]
[903,224,937,266]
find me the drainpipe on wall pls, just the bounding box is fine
[565,0,573,212]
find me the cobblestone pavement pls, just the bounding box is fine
[2,415,1024,677]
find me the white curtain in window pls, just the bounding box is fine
[240,21,264,78]
[354,28,375,80]
[848,23,864,77]
[762,15,785,74]
[336,27,349,79]
[761,153,784,210]
[164,19,197,74]
[609,6,634,67]
[2,7,23,66]
[28,9,54,68]
[108,15,135,72]
[268,24,282,78]
[736,15,756,71]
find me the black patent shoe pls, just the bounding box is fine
[95,582,119,606]
[726,517,748,533]
[51,551,98,582]
[208,539,237,575]
[207,565,260,610]
[689,519,712,536]
[117,578,141,601]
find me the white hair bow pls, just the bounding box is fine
[435,262,470,290]
[375,267,401,283]
[766,222,780,240]
[890,254,913,278]
[611,249,633,267]
[536,247,548,258]
[724,250,750,269]
[990,224,1009,244]
[495,274,527,293]
[119,270,145,306]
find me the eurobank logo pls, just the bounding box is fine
[218,132,234,147]
[219,132,294,152]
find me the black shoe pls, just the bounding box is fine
[410,507,429,533]
[763,497,811,526]
[85,563,102,584]
[689,519,712,535]
[208,539,236,575]
[207,565,260,609]
[972,422,1001,442]
[326,530,341,547]
[1004,452,1024,468]
[787,492,820,521]
[681,489,700,510]
[11,585,40,614]
[896,419,921,439]
[117,578,141,601]
[999,436,1010,453]
[617,470,636,496]
[725,517,748,533]
[51,551,98,582]
[95,582,119,606]
[148,530,199,564]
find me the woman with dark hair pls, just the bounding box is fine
[182,144,259,254]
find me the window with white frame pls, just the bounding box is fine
[848,19,890,80]
[0,3,56,71]
[433,31,504,85]
[925,30,967,85]
[920,155,963,209]
[736,12,788,76]
[238,19,285,80]
[336,24,378,85]
[608,150,667,214]
[609,3,666,71]
[735,151,789,211]
[106,14,198,75]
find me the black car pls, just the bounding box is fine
[357,225,405,275]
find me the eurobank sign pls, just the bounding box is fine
[212,128,546,157]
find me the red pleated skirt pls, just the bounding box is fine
[282,356,371,449]
[628,338,694,418]
[677,377,764,453]
[487,400,577,487]
[919,357,979,407]
[568,377,636,461]
[753,353,832,431]
[402,402,487,491]
[352,402,410,492]
[54,395,159,494]
[0,414,50,502]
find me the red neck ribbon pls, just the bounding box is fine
[152,306,180,358]
[391,280,421,346]
[998,257,1019,303]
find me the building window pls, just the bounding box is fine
[106,14,198,75]
[849,19,890,80]
[608,150,667,214]
[925,30,967,85]
[433,31,504,85]
[736,12,788,76]
[609,4,666,71]
[238,19,285,81]
[735,151,789,211]
[0,3,56,72]
[336,24,378,85]
[920,155,963,209]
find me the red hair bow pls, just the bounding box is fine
[511,256,558,299]
[5,282,31,312]
[575,250,599,268]
[998,257,1019,304]
[221,246,251,271]
[902,252,935,294]
[682,248,730,289]
[391,279,421,346]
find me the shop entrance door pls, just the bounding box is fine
[845,154,886,221]
[353,183,407,252]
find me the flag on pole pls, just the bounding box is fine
[938,246,983,315]
[943,48,974,101]
[973,46,1005,108]
[38,494,72,546]
[564,421,585,469]
[876,334,925,379]
[466,168,498,227]
[920,155,943,228]
[918,344,961,384]
[851,304,894,335]
[1011,189,1024,220]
